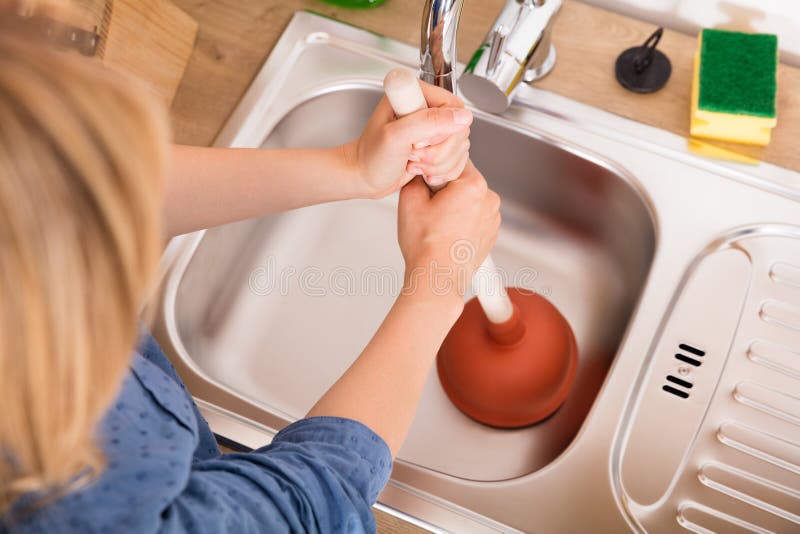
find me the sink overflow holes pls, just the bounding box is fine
[662,343,706,399]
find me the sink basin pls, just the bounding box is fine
[169,85,654,482]
[152,11,800,533]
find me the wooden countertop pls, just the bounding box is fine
[167,1,798,532]
[170,0,800,172]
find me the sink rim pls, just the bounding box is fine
[149,10,800,533]
[161,80,660,479]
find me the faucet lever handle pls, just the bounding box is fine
[487,25,508,77]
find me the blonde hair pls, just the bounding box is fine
[0,6,169,511]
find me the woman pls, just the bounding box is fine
[0,3,500,532]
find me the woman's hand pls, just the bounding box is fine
[397,161,501,306]
[344,81,473,199]
[308,161,499,455]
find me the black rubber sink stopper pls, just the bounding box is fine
[615,27,672,93]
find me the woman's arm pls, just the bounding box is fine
[164,144,360,237]
[306,289,462,457]
[307,164,501,457]
[163,83,472,238]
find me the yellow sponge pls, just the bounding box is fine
[690,29,778,147]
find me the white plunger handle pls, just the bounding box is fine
[384,69,442,192]
[383,68,514,324]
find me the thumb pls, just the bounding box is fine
[389,107,472,147]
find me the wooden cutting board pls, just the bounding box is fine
[72,0,198,106]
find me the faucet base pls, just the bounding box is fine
[524,44,557,83]
[452,0,563,113]
[461,42,557,114]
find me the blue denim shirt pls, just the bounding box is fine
[2,334,392,533]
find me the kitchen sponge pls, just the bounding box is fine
[690,29,778,146]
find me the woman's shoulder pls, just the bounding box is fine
[5,352,201,533]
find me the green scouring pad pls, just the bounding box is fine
[690,28,778,146]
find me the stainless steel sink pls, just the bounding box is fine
[150,12,800,533]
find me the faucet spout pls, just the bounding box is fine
[420,0,464,94]
[421,0,562,113]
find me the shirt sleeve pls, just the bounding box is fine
[160,417,393,534]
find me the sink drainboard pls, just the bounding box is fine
[616,229,800,533]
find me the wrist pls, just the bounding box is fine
[401,261,466,315]
[396,287,464,330]
[338,140,370,200]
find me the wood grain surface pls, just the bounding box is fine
[372,509,425,534]
[168,0,799,170]
[101,0,198,105]
[71,0,198,105]
[534,2,800,170]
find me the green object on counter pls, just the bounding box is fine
[319,0,386,8]
[698,28,778,118]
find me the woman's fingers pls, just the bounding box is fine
[424,149,470,187]
[387,107,472,148]
[418,80,466,109]
[410,129,469,164]
[487,189,501,214]
[411,86,468,147]
[447,159,487,195]
[413,129,467,149]
[405,139,470,187]
[412,132,469,178]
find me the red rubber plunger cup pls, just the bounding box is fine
[383,69,578,429]
[437,288,578,428]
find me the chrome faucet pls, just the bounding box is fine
[421,0,562,113]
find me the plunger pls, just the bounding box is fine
[384,68,578,429]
